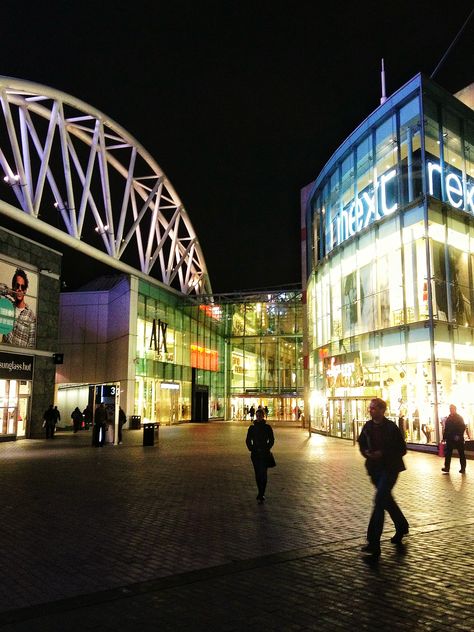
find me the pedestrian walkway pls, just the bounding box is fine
[0,424,472,631]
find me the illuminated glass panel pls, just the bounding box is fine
[399,96,421,204]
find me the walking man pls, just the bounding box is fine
[246,408,275,504]
[358,397,409,557]
[71,407,83,433]
[118,406,127,444]
[43,404,56,439]
[93,403,108,447]
[442,404,470,474]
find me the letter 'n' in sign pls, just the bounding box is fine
[149,319,168,353]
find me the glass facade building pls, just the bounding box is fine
[203,289,304,421]
[58,278,303,428]
[136,287,304,423]
[136,280,226,423]
[302,74,474,446]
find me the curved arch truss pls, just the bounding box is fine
[0,76,211,294]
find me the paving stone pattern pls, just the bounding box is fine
[0,424,472,630]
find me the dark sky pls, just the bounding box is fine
[1,1,473,293]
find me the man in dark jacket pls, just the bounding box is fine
[43,404,56,439]
[71,407,83,433]
[93,403,108,447]
[442,404,470,474]
[118,407,127,444]
[358,398,409,557]
[246,408,274,504]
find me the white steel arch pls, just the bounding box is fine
[0,76,211,294]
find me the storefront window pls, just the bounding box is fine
[341,153,354,211]
[340,243,356,339]
[358,232,376,334]
[424,97,441,171]
[378,217,402,327]
[466,121,474,203]
[356,136,372,208]
[399,96,421,205]
[443,110,462,179]
[328,169,340,252]
[330,253,342,340]
[402,215,426,323]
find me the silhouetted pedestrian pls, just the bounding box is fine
[358,397,409,557]
[442,404,470,474]
[53,405,61,427]
[93,403,108,447]
[43,404,56,439]
[246,408,275,504]
[118,407,127,444]
[83,404,93,430]
[71,407,83,433]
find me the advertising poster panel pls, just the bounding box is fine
[0,260,37,348]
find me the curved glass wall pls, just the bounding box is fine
[306,74,474,445]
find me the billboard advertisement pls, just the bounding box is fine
[0,260,37,348]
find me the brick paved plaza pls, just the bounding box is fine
[0,423,472,631]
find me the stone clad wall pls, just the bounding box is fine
[0,226,62,438]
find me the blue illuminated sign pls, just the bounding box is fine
[329,168,397,250]
[325,160,474,254]
[427,162,474,212]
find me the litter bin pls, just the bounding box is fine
[105,423,114,444]
[130,415,141,430]
[143,422,160,446]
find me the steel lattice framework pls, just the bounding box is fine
[0,76,211,294]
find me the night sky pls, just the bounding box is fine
[1,1,473,293]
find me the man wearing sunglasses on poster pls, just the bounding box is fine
[1,268,36,348]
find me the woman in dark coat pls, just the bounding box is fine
[246,408,275,504]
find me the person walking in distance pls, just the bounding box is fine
[118,407,127,444]
[246,408,275,504]
[43,404,56,439]
[93,403,108,447]
[71,407,83,433]
[82,404,93,430]
[358,397,409,557]
[53,405,61,428]
[442,404,470,474]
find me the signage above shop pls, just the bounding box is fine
[161,382,179,390]
[191,344,218,372]
[427,161,474,212]
[327,158,474,254]
[0,351,34,380]
[324,351,364,389]
[149,318,168,354]
[330,168,397,250]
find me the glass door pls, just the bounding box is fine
[0,380,19,436]
[328,397,373,439]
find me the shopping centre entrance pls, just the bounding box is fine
[327,396,374,439]
[230,395,304,422]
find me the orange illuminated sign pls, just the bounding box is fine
[191,344,218,371]
[198,304,222,320]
